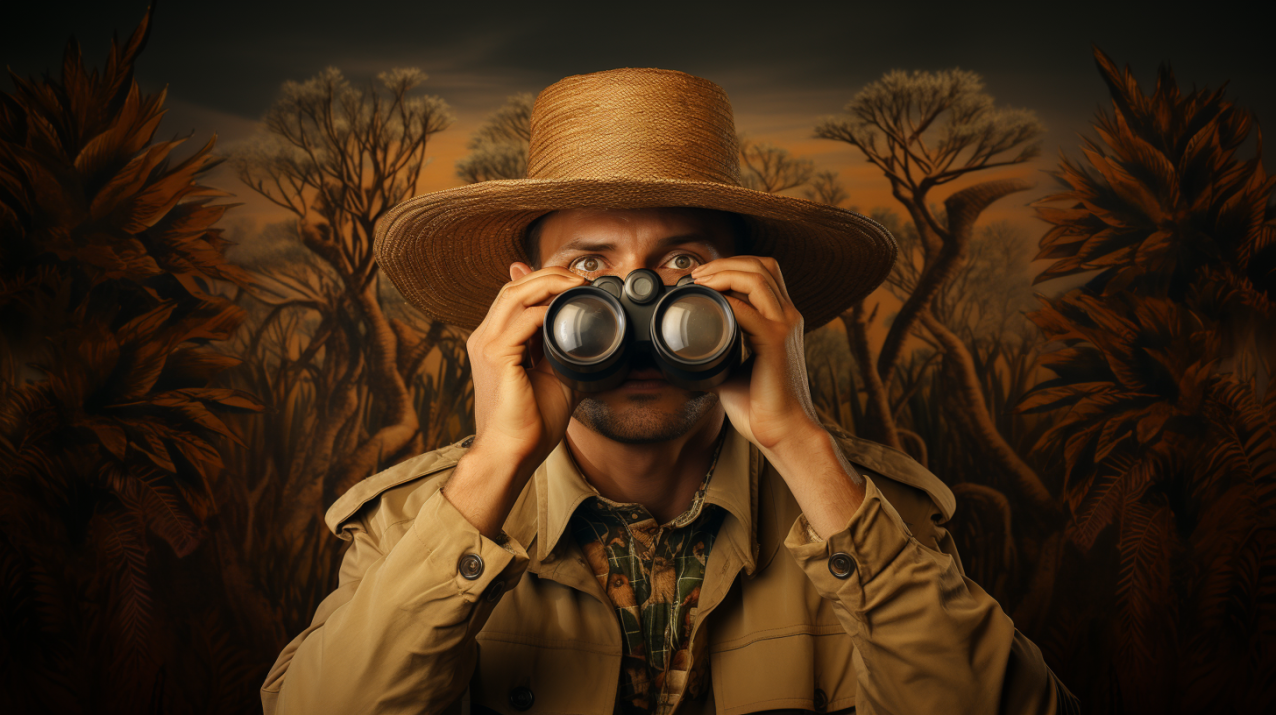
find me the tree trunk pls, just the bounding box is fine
[332,282,420,497]
[212,528,287,653]
[841,303,901,449]
[1010,531,1064,636]
[392,318,447,378]
[281,324,362,538]
[876,179,1035,393]
[919,309,1058,516]
[896,428,929,469]
[949,481,1016,599]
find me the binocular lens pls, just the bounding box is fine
[659,294,731,362]
[552,295,623,361]
[543,270,740,392]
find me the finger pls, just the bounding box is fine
[521,328,544,370]
[718,293,779,350]
[504,266,585,295]
[755,255,792,304]
[488,271,585,325]
[501,265,584,297]
[527,362,584,414]
[692,269,786,321]
[486,305,551,363]
[710,352,755,434]
[694,255,791,305]
[509,261,534,281]
[694,261,789,319]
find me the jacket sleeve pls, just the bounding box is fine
[260,486,530,715]
[784,472,1079,715]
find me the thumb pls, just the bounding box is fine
[714,354,755,414]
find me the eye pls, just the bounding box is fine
[569,255,604,274]
[664,254,700,271]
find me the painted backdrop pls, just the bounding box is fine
[1,4,1273,714]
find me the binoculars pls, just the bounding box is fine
[542,269,742,392]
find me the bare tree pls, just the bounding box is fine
[233,67,454,534]
[456,92,533,183]
[816,69,1055,514]
[739,139,815,193]
[803,169,850,206]
[888,218,1038,362]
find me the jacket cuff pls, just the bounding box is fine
[784,473,915,613]
[412,488,530,603]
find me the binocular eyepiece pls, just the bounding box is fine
[542,269,742,392]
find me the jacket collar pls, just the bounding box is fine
[509,423,760,574]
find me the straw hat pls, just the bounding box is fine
[374,67,896,331]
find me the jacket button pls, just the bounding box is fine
[485,579,505,603]
[461,435,474,448]
[828,552,855,579]
[458,553,484,580]
[814,687,828,712]
[509,686,534,711]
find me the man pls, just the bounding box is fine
[262,68,1075,714]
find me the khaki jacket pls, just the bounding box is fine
[262,426,1074,714]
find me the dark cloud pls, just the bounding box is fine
[4,1,1272,157]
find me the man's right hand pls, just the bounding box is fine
[441,264,587,537]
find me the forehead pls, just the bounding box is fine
[535,208,738,264]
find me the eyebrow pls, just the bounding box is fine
[548,233,720,260]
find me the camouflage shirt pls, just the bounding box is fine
[569,430,728,715]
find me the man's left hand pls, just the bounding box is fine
[692,255,866,537]
[691,255,822,453]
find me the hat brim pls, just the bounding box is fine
[374,177,897,331]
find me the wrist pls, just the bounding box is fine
[466,432,546,483]
[758,417,828,468]
[763,425,867,539]
[444,445,533,539]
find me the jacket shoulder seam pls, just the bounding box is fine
[823,422,956,522]
[323,436,474,534]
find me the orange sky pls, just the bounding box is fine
[200,101,1060,251]
[198,96,1065,331]
[192,93,1072,359]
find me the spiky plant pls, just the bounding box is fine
[1021,47,1276,713]
[0,8,261,712]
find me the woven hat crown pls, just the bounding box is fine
[373,67,897,331]
[528,68,743,185]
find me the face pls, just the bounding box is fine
[535,207,738,444]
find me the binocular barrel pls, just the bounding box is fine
[543,269,742,392]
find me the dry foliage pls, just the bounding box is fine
[816,67,1054,520]
[738,139,814,194]
[232,63,454,516]
[803,169,849,207]
[3,13,1273,714]
[455,92,533,183]
[224,64,474,645]
[1022,47,1276,713]
[0,8,264,712]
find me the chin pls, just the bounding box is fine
[572,391,719,444]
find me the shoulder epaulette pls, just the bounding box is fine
[323,435,475,534]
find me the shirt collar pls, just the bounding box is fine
[531,422,757,570]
